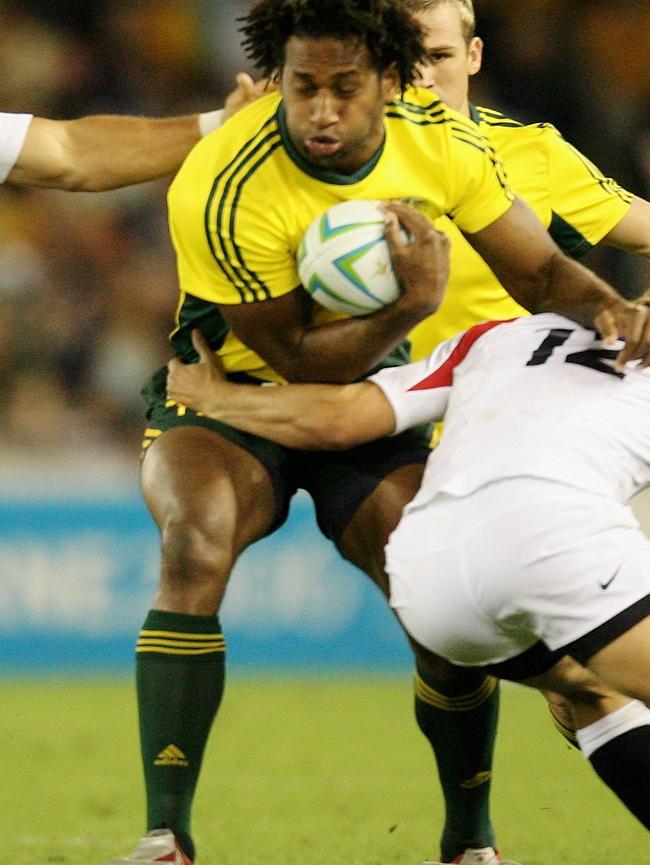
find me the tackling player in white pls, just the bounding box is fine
[166,214,650,836]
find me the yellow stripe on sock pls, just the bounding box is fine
[137,638,225,650]
[136,629,226,656]
[415,671,498,711]
[139,629,224,640]
[136,645,226,656]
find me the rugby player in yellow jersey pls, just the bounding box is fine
[406,0,650,356]
[111,3,650,865]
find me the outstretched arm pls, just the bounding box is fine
[5,72,275,191]
[167,330,395,450]
[468,197,650,368]
[7,114,204,190]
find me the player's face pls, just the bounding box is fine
[280,36,399,175]
[413,3,482,114]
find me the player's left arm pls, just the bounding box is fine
[602,197,650,258]
[465,196,650,367]
[545,126,650,258]
[447,119,650,363]
[167,331,396,450]
[9,114,205,190]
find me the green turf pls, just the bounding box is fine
[2,675,646,864]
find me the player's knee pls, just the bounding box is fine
[411,639,479,686]
[161,518,236,583]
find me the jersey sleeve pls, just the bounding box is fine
[368,333,462,433]
[0,113,32,182]
[168,94,299,306]
[370,319,512,433]
[546,125,633,249]
[445,114,515,235]
[169,174,297,306]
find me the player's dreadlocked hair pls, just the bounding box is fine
[239,0,429,89]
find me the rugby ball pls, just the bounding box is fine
[297,200,402,316]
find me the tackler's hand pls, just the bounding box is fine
[594,299,650,371]
[167,330,227,414]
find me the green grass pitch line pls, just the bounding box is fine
[2,676,646,864]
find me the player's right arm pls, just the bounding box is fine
[441,115,650,363]
[168,329,394,449]
[2,74,271,192]
[218,202,450,384]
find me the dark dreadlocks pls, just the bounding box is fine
[239,0,428,90]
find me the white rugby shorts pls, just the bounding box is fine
[386,477,650,675]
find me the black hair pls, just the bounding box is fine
[239,0,428,89]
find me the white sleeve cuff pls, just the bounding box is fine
[0,113,33,182]
[198,109,224,137]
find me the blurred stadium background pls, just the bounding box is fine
[1,0,649,674]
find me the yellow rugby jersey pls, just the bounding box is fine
[409,104,634,360]
[167,88,513,383]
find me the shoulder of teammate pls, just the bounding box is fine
[473,104,558,152]
[539,121,633,249]
[394,91,516,234]
[0,112,33,182]
[481,109,635,221]
[473,104,561,161]
[473,104,525,129]
[475,105,633,251]
[543,123,633,198]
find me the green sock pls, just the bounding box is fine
[414,664,499,861]
[136,609,226,862]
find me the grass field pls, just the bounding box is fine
[2,675,647,865]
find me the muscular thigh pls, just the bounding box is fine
[142,426,281,553]
[340,463,425,594]
[298,426,430,593]
[140,378,299,611]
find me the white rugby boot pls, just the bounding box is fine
[425,846,521,865]
[105,829,192,864]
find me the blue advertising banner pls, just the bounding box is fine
[0,491,411,672]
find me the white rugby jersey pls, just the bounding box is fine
[370,313,650,508]
[0,112,32,182]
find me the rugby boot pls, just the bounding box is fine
[425,846,521,865]
[105,829,192,865]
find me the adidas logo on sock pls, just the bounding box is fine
[460,770,491,789]
[154,744,189,767]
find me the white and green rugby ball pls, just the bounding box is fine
[297,200,401,316]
